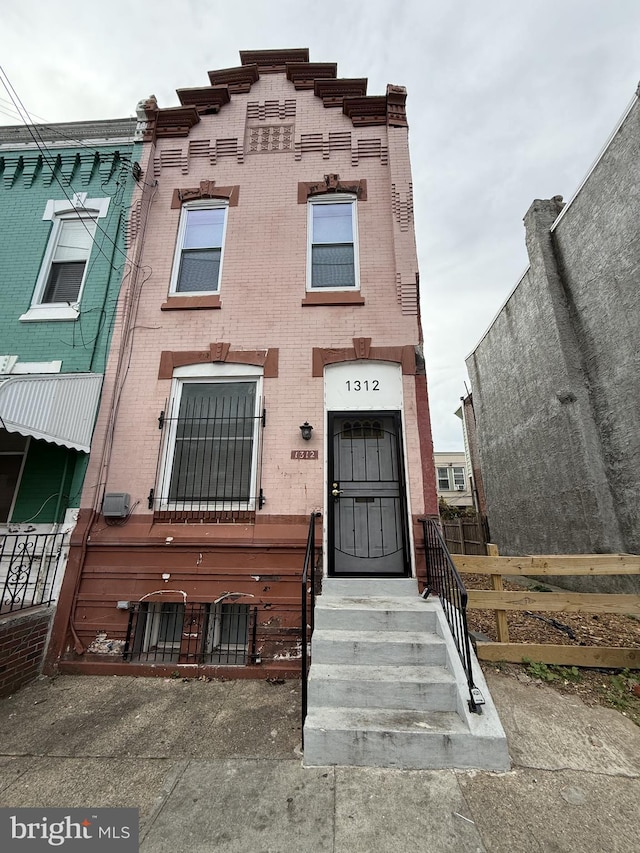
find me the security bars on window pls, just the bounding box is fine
[153,382,265,513]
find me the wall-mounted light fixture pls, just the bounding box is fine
[299,421,313,441]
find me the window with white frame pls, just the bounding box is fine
[170,202,228,294]
[0,430,29,523]
[21,194,110,323]
[307,194,359,289]
[437,466,466,492]
[157,367,263,512]
[143,602,184,654]
[206,603,250,661]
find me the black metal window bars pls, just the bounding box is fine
[151,381,265,515]
[421,518,485,714]
[123,601,258,665]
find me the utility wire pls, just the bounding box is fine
[0,64,141,270]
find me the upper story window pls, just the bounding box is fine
[170,203,228,295]
[20,194,110,323]
[307,195,359,290]
[437,466,466,491]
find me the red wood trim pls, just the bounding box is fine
[171,182,239,209]
[158,345,279,379]
[302,292,365,306]
[298,176,367,203]
[161,295,221,311]
[312,343,416,376]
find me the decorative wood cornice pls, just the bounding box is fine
[312,341,416,377]
[240,48,309,72]
[298,174,367,203]
[150,106,200,140]
[386,84,408,127]
[342,96,387,127]
[208,65,259,94]
[314,78,368,107]
[170,181,240,208]
[176,86,230,114]
[286,63,337,90]
[158,344,279,379]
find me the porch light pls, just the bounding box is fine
[299,421,313,441]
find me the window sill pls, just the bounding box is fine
[20,304,79,322]
[302,291,365,306]
[161,295,221,310]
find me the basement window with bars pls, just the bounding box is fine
[154,370,264,515]
[124,601,251,665]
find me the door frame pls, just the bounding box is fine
[326,410,411,577]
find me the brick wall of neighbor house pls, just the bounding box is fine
[0,608,54,697]
[466,92,640,593]
[48,50,438,677]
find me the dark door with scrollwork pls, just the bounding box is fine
[328,412,409,576]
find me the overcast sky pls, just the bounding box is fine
[1,1,638,449]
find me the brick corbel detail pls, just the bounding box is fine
[312,339,416,377]
[171,181,239,208]
[159,344,279,379]
[298,174,367,203]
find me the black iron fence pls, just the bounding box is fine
[123,599,259,665]
[301,512,321,745]
[0,532,66,614]
[421,518,484,714]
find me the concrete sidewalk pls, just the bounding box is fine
[0,671,638,852]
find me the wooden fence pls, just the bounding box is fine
[452,552,640,668]
[442,517,489,556]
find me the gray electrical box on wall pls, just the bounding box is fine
[102,493,131,518]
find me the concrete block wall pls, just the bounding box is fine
[466,94,640,582]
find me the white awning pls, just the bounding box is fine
[0,373,103,453]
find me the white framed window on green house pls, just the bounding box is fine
[307,194,359,290]
[20,194,110,322]
[170,202,228,295]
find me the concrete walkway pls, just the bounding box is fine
[0,671,638,852]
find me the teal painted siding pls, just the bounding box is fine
[0,132,141,521]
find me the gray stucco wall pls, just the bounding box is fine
[466,96,639,591]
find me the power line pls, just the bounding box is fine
[0,64,140,271]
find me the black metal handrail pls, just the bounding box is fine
[421,518,484,714]
[0,532,66,614]
[301,511,321,746]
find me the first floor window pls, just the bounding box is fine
[160,378,261,511]
[0,430,28,523]
[308,194,358,289]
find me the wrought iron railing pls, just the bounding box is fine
[0,532,67,614]
[301,511,321,745]
[421,518,484,714]
[123,600,260,665]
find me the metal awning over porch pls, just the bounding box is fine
[0,373,103,453]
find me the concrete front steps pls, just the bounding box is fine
[303,578,509,771]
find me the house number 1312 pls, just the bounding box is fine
[346,380,379,391]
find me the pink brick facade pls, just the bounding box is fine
[47,50,437,678]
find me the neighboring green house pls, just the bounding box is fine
[0,118,140,604]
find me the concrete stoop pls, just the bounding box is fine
[303,578,510,771]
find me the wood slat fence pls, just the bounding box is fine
[452,550,640,668]
[442,517,489,556]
